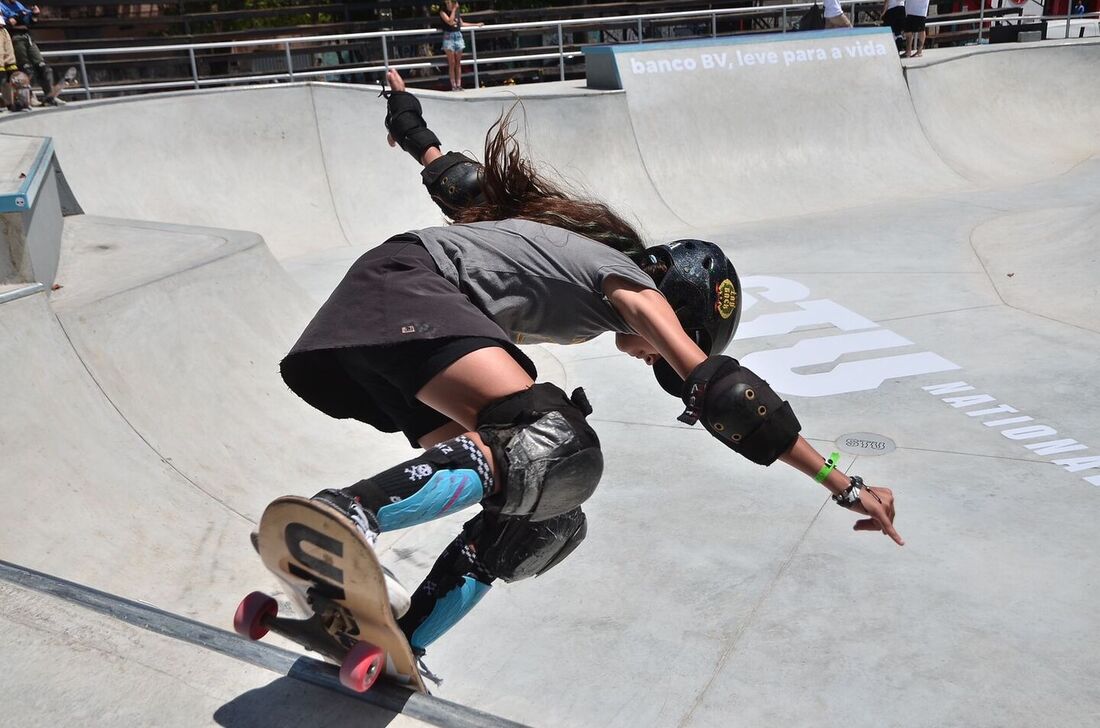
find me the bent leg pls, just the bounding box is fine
[321,346,600,648]
[398,507,588,651]
[395,353,603,650]
[445,51,458,88]
[323,346,533,534]
[337,433,495,533]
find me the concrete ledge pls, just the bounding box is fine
[0,560,530,728]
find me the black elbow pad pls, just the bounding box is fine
[677,356,801,465]
[421,151,486,217]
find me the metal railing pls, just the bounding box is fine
[40,2,874,99]
[39,4,1096,99]
[927,11,1099,43]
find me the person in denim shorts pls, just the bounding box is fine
[439,0,483,91]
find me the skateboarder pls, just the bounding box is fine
[278,69,903,675]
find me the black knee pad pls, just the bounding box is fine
[477,383,603,521]
[467,508,587,583]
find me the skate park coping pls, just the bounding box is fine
[0,136,55,213]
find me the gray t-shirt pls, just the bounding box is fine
[411,219,659,345]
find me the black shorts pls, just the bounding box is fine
[904,14,926,32]
[280,237,537,448]
[884,6,906,35]
[334,337,505,447]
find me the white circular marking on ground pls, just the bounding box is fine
[836,432,896,456]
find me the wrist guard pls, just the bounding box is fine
[832,475,864,509]
[677,355,801,466]
[421,151,486,217]
[385,90,441,162]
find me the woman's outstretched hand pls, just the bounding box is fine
[851,484,904,546]
[385,69,406,148]
[386,68,406,93]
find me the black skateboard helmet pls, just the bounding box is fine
[645,239,742,396]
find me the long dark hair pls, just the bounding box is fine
[453,106,657,273]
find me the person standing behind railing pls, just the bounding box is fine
[882,0,907,52]
[0,0,59,105]
[0,4,17,109]
[902,0,929,57]
[438,0,484,91]
[1072,0,1086,14]
[823,0,853,28]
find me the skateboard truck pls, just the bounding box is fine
[233,590,387,692]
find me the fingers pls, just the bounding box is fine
[879,517,905,546]
[857,485,905,547]
[385,68,405,92]
[387,133,396,148]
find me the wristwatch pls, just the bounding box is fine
[832,475,864,509]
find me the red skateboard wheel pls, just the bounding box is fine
[233,591,278,640]
[339,641,385,693]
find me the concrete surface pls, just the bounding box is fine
[905,40,1100,182]
[1,31,1099,728]
[2,580,426,728]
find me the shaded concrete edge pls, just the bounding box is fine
[0,281,44,303]
[0,560,531,728]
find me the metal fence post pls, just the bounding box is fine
[558,24,565,81]
[712,12,717,37]
[1064,2,1073,38]
[188,47,200,89]
[637,17,643,43]
[382,34,389,72]
[471,29,479,89]
[78,53,91,100]
[284,41,295,81]
[783,7,788,32]
[978,0,986,43]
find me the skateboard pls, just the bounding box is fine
[47,68,78,104]
[7,71,32,111]
[233,496,428,694]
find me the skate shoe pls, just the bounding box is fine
[311,489,412,618]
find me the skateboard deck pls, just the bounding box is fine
[8,71,31,111]
[234,496,427,693]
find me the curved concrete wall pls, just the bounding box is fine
[905,40,1100,182]
[1,37,1098,258]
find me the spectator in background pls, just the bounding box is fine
[439,0,484,91]
[1,1,60,105]
[882,0,907,52]
[0,10,16,109]
[1072,0,1086,14]
[823,0,853,28]
[903,0,930,57]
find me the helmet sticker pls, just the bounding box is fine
[715,278,737,320]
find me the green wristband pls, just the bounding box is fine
[815,451,841,483]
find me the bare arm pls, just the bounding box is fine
[605,277,904,545]
[603,277,706,378]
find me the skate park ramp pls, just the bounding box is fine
[2,28,1099,727]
